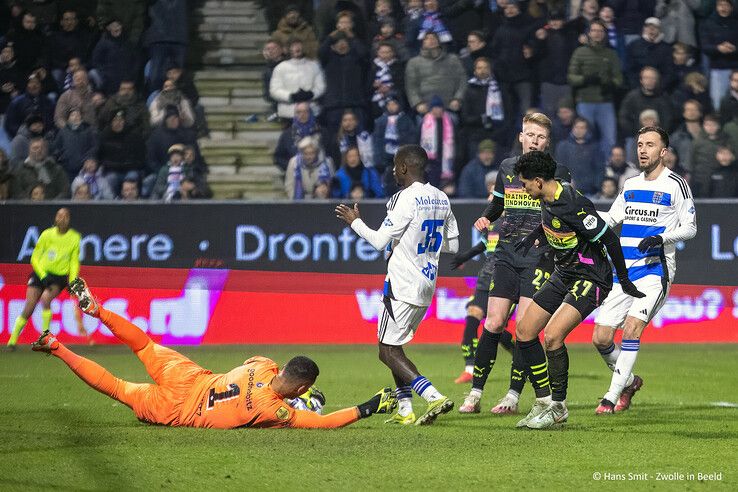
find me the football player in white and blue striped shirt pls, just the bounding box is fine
[593,127,697,414]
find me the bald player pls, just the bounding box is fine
[32,278,396,429]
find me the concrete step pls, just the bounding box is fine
[201,0,260,9]
[195,69,263,82]
[201,51,263,66]
[205,154,273,166]
[196,32,269,45]
[197,23,267,34]
[199,86,262,98]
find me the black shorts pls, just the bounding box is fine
[466,288,490,313]
[488,253,554,301]
[532,271,610,319]
[28,272,68,290]
[474,254,496,292]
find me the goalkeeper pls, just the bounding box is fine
[32,278,396,429]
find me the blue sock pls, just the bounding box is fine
[411,375,442,402]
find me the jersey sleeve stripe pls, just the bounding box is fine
[668,174,690,199]
[590,224,608,242]
[492,190,504,198]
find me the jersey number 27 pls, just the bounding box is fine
[417,219,444,254]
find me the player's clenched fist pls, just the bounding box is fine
[474,217,490,232]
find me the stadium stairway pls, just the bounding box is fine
[190,0,285,199]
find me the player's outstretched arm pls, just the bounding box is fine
[475,195,504,232]
[600,227,646,298]
[450,241,486,270]
[290,387,397,429]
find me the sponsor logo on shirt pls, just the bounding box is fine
[414,196,449,206]
[624,206,660,223]
[275,407,290,420]
[583,215,598,231]
[503,188,541,210]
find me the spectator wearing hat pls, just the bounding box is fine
[461,57,510,162]
[555,116,603,196]
[699,0,738,111]
[530,9,578,119]
[625,17,672,89]
[49,10,94,88]
[10,113,51,163]
[54,68,103,129]
[284,136,334,200]
[457,139,497,198]
[269,38,326,121]
[143,0,188,93]
[149,79,195,128]
[11,137,69,199]
[270,5,319,59]
[331,146,384,199]
[372,96,416,182]
[90,18,139,96]
[319,30,370,132]
[405,32,466,116]
[370,41,405,119]
[97,80,150,138]
[4,75,54,137]
[52,107,98,180]
[145,105,199,194]
[419,95,455,189]
[99,109,146,194]
[568,19,622,158]
[71,158,114,200]
[151,144,211,201]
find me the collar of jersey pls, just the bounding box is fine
[554,181,564,200]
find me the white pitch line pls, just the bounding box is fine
[710,401,738,408]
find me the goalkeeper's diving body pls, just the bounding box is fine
[32,278,396,429]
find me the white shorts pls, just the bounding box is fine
[594,275,671,328]
[377,297,428,346]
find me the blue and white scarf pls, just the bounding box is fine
[384,114,400,155]
[372,58,394,107]
[419,11,452,43]
[469,76,504,121]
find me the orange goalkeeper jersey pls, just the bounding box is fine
[179,356,360,429]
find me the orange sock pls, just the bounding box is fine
[99,308,150,352]
[54,343,132,407]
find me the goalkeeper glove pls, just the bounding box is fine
[357,387,397,418]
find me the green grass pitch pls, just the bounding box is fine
[1,343,736,490]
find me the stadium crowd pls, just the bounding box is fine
[263,0,738,200]
[0,0,212,202]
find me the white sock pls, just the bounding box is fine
[604,339,640,403]
[411,375,442,402]
[464,364,474,375]
[398,398,413,417]
[597,342,621,371]
[506,389,520,402]
[469,388,482,399]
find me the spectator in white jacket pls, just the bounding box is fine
[270,39,326,120]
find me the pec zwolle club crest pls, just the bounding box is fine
[652,191,663,204]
